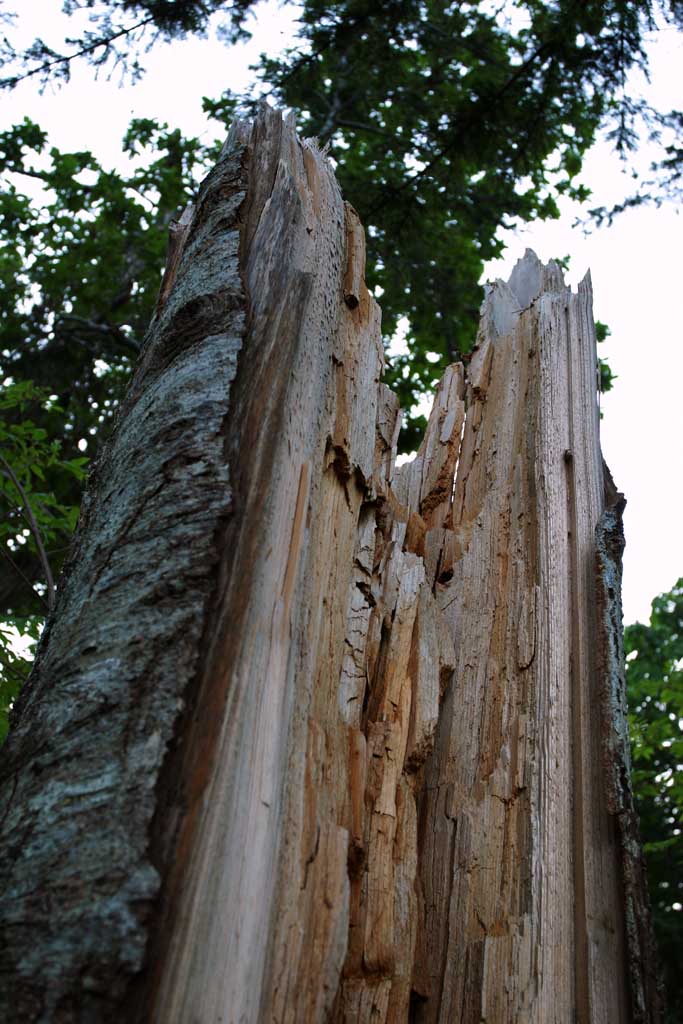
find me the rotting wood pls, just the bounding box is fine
[0,110,661,1024]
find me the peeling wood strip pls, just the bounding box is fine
[563,304,592,1024]
[154,202,195,316]
[343,202,366,310]
[281,461,311,623]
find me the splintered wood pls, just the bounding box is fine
[0,109,660,1023]
[153,114,651,1024]
[135,116,660,1022]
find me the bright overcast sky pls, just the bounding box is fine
[4,0,683,625]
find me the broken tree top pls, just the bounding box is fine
[0,109,660,1024]
[483,247,573,332]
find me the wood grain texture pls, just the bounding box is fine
[0,108,659,1024]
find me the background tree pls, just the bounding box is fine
[0,380,85,739]
[0,113,221,639]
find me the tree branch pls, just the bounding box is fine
[0,546,50,612]
[336,118,394,139]
[1,16,154,90]
[57,314,141,354]
[0,457,55,612]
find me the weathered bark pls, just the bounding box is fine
[0,109,661,1022]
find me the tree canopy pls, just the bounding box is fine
[3,1,683,426]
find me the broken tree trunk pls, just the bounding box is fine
[0,109,661,1023]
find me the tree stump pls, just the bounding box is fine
[0,108,661,1023]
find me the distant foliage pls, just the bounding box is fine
[625,580,683,1021]
[596,320,616,394]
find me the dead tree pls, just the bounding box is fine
[0,108,661,1023]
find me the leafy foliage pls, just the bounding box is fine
[0,381,86,739]
[596,320,617,394]
[625,580,683,1020]
[0,618,40,745]
[0,113,222,620]
[2,3,682,414]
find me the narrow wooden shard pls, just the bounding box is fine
[595,471,663,1021]
[343,202,366,310]
[0,113,660,1024]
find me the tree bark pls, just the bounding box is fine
[0,109,661,1023]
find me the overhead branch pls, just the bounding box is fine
[0,15,154,90]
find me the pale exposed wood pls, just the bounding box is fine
[147,108,382,1024]
[343,203,366,310]
[393,363,465,529]
[411,251,661,1024]
[0,114,660,1024]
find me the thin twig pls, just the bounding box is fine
[0,546,50,611]
[1,16,155,89]
[0,457,55,612]
[336,118,394,139]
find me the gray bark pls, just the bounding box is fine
[0,113,248,1022]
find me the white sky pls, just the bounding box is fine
[3,0,682,625]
